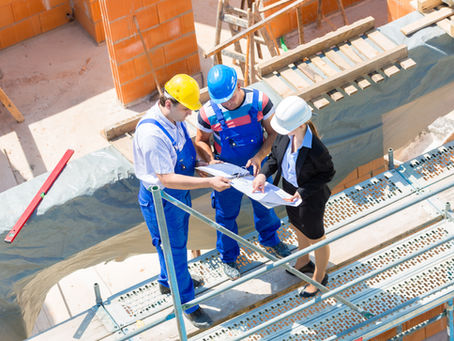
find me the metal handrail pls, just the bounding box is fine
[117,174,454,341]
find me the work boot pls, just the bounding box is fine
[158,274,204,295]
[184,307,213,329]
[271,241,291,258]
[222,262,240,280]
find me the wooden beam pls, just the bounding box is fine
[0,88,24,123]
[257,16,375,76]
[103,113,143,141]
[401,6,454,35]
[204,0,310,58]
[417,0,443,13]
[295,45,408,101]
[437,15,454,37]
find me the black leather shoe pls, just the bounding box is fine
[184,307,213,329]
[159,274,204,295]
[298,273,329,298]
[285,260,316,277]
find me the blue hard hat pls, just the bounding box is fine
[207,65,238,104]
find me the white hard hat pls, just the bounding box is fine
[271,96,312,135]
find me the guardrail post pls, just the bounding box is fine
[388,148,394,170]
[448,299,454,341]
[151,186,187,341]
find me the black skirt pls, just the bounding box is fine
[282,178,330,240]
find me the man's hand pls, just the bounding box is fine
[284,191,302,203]
[209,159,223,165]
[245,155,262,176]
[252,174,267,193]
[209,176,231,191]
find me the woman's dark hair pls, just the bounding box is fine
[307,120,319,138]
[159,93,179,107]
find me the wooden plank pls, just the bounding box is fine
[328,90,344,101]
[263,72,295,97]
[350,37,379,59]
[367,30,397,50]
[399,58,417,70]
[325,49,352,70]
[417,0,443,13]
[356,77,371,89]
[312,96,330,109]
[368,31,416,71]
[370,73,385,82]
[436,15,454,37]
[279,64,310,91]
[296,62,324,83]
[344,84,358,95]
[351,37,399,79]
[401,6,454,35]
[0,87,24,123]
[257,16,376,76]
[339,43,364,64]
[310,55,343,100]
[103,113,144,141]
[295,45,408,101]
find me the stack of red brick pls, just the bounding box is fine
[0,0,71,49]
[99,0,200,105]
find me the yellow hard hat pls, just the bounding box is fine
[164,74,202,111]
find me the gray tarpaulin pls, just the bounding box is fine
[1,11,454,340]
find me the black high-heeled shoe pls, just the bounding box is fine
[299,273,329,298]
[285,260,315,276]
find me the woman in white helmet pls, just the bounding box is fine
[252,96,335,297]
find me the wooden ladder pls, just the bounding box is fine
[0,87,24,123]
[213,0,280,85]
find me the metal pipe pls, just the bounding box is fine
[448,298,454,341]
[94,283,102,306]
[388,148,394,170]
[164,175,454,310]
[231,231,454,340]
[161,192,368,317]
[150,186,187,341]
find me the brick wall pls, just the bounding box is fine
[262,0,364,39]
[0,0,72,49]
[99,0,200,106]
[387,0,415,22]
[73,0,104,43]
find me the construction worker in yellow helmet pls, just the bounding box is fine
[133,74,231,329]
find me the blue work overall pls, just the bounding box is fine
[211,89,281,264]
[137,118,198,313]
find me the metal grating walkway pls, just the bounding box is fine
[100,141,454,337]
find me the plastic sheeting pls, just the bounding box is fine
[1,11,454,340]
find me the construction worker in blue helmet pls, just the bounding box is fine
[133,74,231,328]
[195,65,291,280]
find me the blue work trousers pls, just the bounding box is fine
[213,186,281,263]
[138,183,198,314]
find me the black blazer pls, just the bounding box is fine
[261,133,335,198]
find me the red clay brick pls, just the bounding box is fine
[157,0,192,23]
[134,48,165,75]
[180,11,195,34]
[120,73,154,105]
[39,2,71,33]
[0,4,14,28]
[11,0,45,22]
[117,59,137,84]
[0,0,13,7]
[0,24,17,48]
[370,327,397,340]
[108,16,132,42]
[185,52,200,75]
[135,4,158,30]
[113,35,142,63]
[89,0,101,22]
[164,33,197,64]
[372,166,386,176]
[101,0,131,21]
[93,20,104,42]
[142,0,160,6]
[145,16,182,48]
[13,14,41,42]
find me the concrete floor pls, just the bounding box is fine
[1,0,449,339]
